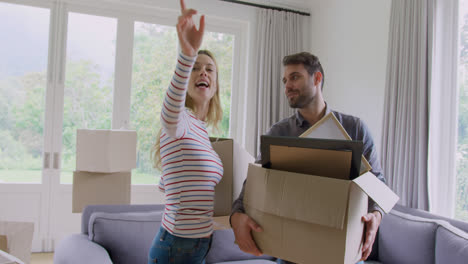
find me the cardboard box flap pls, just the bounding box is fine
[232,140,255,199]
[352,172,399,213]
[210,138,255,216]
[211,139,234,216]
[300,112,372,175]
[210,137,232,143]
[245,164,351,230]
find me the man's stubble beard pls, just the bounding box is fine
[288,94,314,109]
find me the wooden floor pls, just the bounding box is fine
[31,253,53,264]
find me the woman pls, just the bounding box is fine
[148,0,223,263]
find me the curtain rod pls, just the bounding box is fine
[219,0,310,16]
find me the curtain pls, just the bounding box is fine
[253,9,306,156]
[382,0,433,210]
[383,0,459,214]
[428,0,459,217]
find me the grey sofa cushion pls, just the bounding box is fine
[378,210,441,264]
[435,223,468,264]
[206,229,275,263]
[88,211,163,264]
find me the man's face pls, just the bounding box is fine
[282,64,320,108]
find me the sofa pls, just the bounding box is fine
[54,204,468,264]
[367,204,468,264]
[54,204,275,264]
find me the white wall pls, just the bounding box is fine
[308,0,391,153]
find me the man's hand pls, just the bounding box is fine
[231,212,263,256]
[360,211,382,261]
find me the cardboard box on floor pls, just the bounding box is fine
[211,138,254,216]
[76,129,137,173]
[0,235,6,252]
[244,145,399,264]
[0,221,34,264]
[72,171,131,213]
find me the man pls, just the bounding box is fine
[230,52,386,263]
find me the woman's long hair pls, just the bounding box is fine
[151,50,223,171]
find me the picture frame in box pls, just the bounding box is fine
[300,112,372,174]
[260,135,363,180]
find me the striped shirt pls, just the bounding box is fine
[159,52,223,238]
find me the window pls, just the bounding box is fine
[457,0,468,222]
[60,12,117,183]
[0,2,50,183]
[130,22,178,184]
[0,1,242,186]
[200,31,234,138]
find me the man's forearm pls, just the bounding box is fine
[230,180,247,226]
[231,179,247,213]
[369,199,384,218]
[232,195,245,215]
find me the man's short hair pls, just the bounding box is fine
[282,52,325,90]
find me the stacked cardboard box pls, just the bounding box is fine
[72,129,137,213]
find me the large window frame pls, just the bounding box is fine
[1,0,249,186]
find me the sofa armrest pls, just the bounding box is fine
[435,223,468,264]
[378,210,448,264]
[54,234,112,264]
[393,204,468,233]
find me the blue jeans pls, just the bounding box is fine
[148,226,212,264]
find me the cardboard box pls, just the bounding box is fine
[300,112,372,174]
[244,146,398,264]
[0,235,6,252]
[72,171,131,213]
[0,221,34,264]
[76,129,137,173]
[211,138,254,216]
